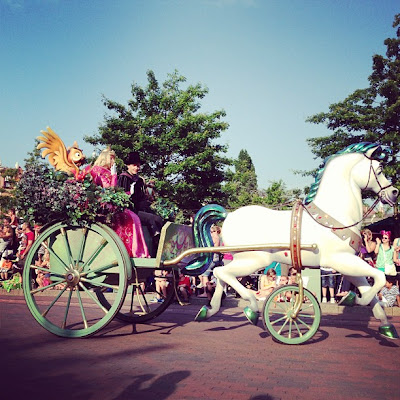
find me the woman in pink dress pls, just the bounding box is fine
[90,147,150,258]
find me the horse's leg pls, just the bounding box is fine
[345,275,388,325]
[195,252,270,323]
[194,266,227,321]
[213,252,269,324]
[328,254,386,306]
[345,275,398,339]
[207,274,227,316]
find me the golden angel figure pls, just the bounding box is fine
[37,127,87,178]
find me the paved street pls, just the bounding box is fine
[1,294,399,400]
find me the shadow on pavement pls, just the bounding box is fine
[112,371,191,400]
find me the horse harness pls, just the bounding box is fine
[289,200,362,273]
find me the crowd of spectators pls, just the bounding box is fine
[0,209,31,283]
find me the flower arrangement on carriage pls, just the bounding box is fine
[16,129,132,227]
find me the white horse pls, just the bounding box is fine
[188,143,399,340]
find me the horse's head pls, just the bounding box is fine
[353,145,398,206]
[305,142,398,207]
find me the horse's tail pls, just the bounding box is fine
[181,204,228,276]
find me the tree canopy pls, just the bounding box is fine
[306,13,400,207]
[85,70,230,215]
[223,149,301,210]
[223,149,258,209]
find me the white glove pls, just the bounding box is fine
[110,164,117,175]
[130,182,136,195]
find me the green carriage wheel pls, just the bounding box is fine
[262,284,321,345]
[97,266,178,323]
[23,222,129,338]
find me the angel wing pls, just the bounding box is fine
[37,127,79,175]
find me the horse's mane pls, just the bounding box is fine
[304,142,379,205]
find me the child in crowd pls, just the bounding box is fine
[378,276,400,307]
[321,266,336,303]
[35,249,51,288]
[177,272,192,304]
[0,256,13,280]
[252,268,277,301]
[278,275,288,286]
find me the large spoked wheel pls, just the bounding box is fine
[23,222,130,338]
[97,266,178,323]
[262,285,321,345]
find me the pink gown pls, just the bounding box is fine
[90,166,150,258]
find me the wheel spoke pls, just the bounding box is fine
[61,289,73,329]
[293,320,303,337]
[30,278,67,294]
[80,261,119,277]
[297,312,316,319]
[77,227,89,269]
[301,303,314,312]
[277,317,290,334]
[270,314,288,326]
[296,316,313,330]
[76,289,88,329]
[60,227,74,268]
[80,277,119,291]
[288,318,293,339]
[78,282,109,314]
[42,242,70,272]
[79,239,108,272]
[42,286,69,317]
[135,286,151,313]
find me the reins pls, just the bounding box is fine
[302,197,380,231]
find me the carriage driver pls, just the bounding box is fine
[117,151,164,252]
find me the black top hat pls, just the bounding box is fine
[125,151,141,165]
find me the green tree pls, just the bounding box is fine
[24,139,46,168]
[85,70,230,216]
[0,167,19,214]
[305,14,400,210]
[259,180,295,209]
[224,149,258,209]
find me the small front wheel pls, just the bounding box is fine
[262,285,321,345]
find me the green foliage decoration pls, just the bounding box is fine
[150,197,179,221]
[15,163,132,226]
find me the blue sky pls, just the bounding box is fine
[1,0,398,190]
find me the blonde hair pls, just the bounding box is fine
[94,146,115,168]
[361,228,373,241]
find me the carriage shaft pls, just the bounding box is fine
[162,243,318,266]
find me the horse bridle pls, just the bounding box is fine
[304,154,392,231]
[363,154,392,193]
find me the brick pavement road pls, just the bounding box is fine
[1,295,399,400]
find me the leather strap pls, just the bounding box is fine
[305,202,362,252]
[290,200,303,271]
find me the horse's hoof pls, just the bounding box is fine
[338,290,356,306]
[244,306,259,326]
[194,305,208,322]
[379,324,399,340]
